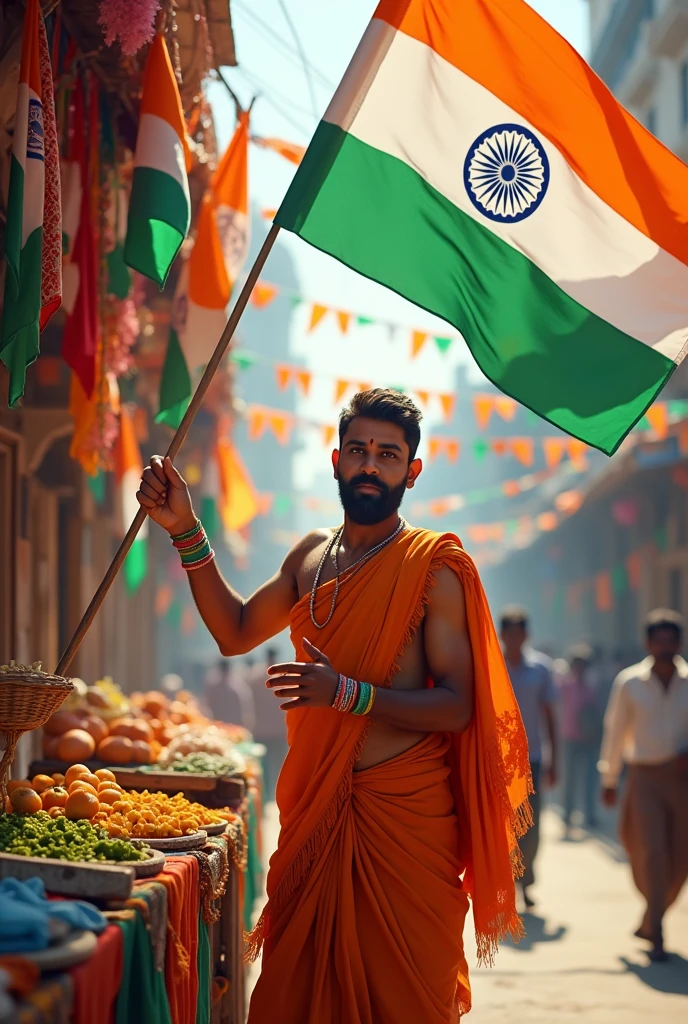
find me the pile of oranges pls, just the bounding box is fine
[6,763,231,840]
[8,765,123,821]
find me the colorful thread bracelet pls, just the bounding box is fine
[171,519,215,572]
[332,674,376,716]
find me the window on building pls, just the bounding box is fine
[681,61,688,126]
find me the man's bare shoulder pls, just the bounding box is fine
[282,528,337,570]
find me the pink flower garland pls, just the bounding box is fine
[99,0,160,56]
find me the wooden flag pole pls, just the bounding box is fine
[55,223,281,677]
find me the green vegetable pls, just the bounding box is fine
[147,751,243,776]
[0,812,147,863]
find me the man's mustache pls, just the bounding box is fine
[348,476,386,494]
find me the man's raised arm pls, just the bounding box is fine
[136,455,306,655]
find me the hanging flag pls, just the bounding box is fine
[62,77,98,399]
[1,0,62,406]
[336,310,351,333]
[217,436,260,533]
[251,135,306,165]
[115,405,148,593]
[474,395,494,430]
[322,424,337,447]
[308,303,328,332]
[124,33,190,287]
[275,0,688,456]
[251,281,279,307]
[157,112,249,426]
[410,330,427,359]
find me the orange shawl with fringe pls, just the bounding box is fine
[247,528,531,1021]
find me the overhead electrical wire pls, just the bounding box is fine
[234,0,337,93]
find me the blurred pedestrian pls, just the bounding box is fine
[248,646,289,802]
[557,643,601,837]
[501,606,558,909]
[599,608,688,962]
[203,658,256,734]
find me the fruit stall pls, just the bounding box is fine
[0,667,264,1024]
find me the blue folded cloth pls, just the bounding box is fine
[0,877,107,953]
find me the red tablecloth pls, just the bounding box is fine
[69,923,123,1024]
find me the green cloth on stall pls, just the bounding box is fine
[195,909,211,1024]
[244,787,262,932]
[115,911,172,1024]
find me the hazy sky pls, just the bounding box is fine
[209,1,590,487]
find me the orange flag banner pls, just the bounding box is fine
[543,438,566,469]
[217,435,260,532]
[308,304,329,332]
[645,403,669,439]
[595,571,613,612]
[248,406,269,441]
[415,389,430,407]
[446,440,460,463]
[295,370,312,396]
[334,378,350,404]
[502,479,521,497]
[428,437,443,462]
[251,135,306,164]
[336,311,351,334]
[269,412,293,446]
[509,438,535,466]
[357,381,373,394]
[490,439,507,456]
[154,584,174,618]
[626,551,642,591]
[257,493,274,515]
[474,395,494,430]
[410,330,428,359]
[566,438,588,463]
[438,393,456,423]
[322,424,337,447]
[251,281,279,308]
[261,208,278,221]
[275,365,292,391]
[495,396,517,421]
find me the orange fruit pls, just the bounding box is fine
[42,735,60,758]
[65,789,100,821]
[8,779,32,796]
[96,736,133,765]
[56,729,96,763]
[44,710,83,736]
[41,786,68,810]
[32,774,56,794]
[68,780,99,797]
[52,773,66,786]
[75,772,100,790]
[48,806,65,818]
[80,715,108,747]
[131,740,152,764]
[65,764,92,787]
[11,788,42,814]
[98,788,123,806]
[94,768,117,784]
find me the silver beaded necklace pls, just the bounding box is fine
[309,517,407,629]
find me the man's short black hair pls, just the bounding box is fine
[338,388,423,461]
[645,607,684,640]
[500,605,529,631]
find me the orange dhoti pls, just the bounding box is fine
[246,529,531,1022]
[248,733,470,1023]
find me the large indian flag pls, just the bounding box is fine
[124,33,190,288]
[276,0,688,455]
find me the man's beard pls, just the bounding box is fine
[337,473,407,526]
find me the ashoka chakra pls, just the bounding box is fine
[463,123,550,224]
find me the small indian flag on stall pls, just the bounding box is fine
[276,0,688,455]
[116,406,147,593]
[1,0,61,406]
[124,33,190,287]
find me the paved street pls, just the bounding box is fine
[248,804,688,1022]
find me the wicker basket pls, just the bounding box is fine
[0,671,74,803]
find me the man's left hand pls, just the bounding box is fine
[266,638,339,710]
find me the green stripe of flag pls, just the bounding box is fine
[156,327,191,428]
[124,167,190,288]
[277,123,675,455]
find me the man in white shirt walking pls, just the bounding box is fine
[599,608,688,962]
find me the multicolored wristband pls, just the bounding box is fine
[171,517,215,572]
[332,673,376,716]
